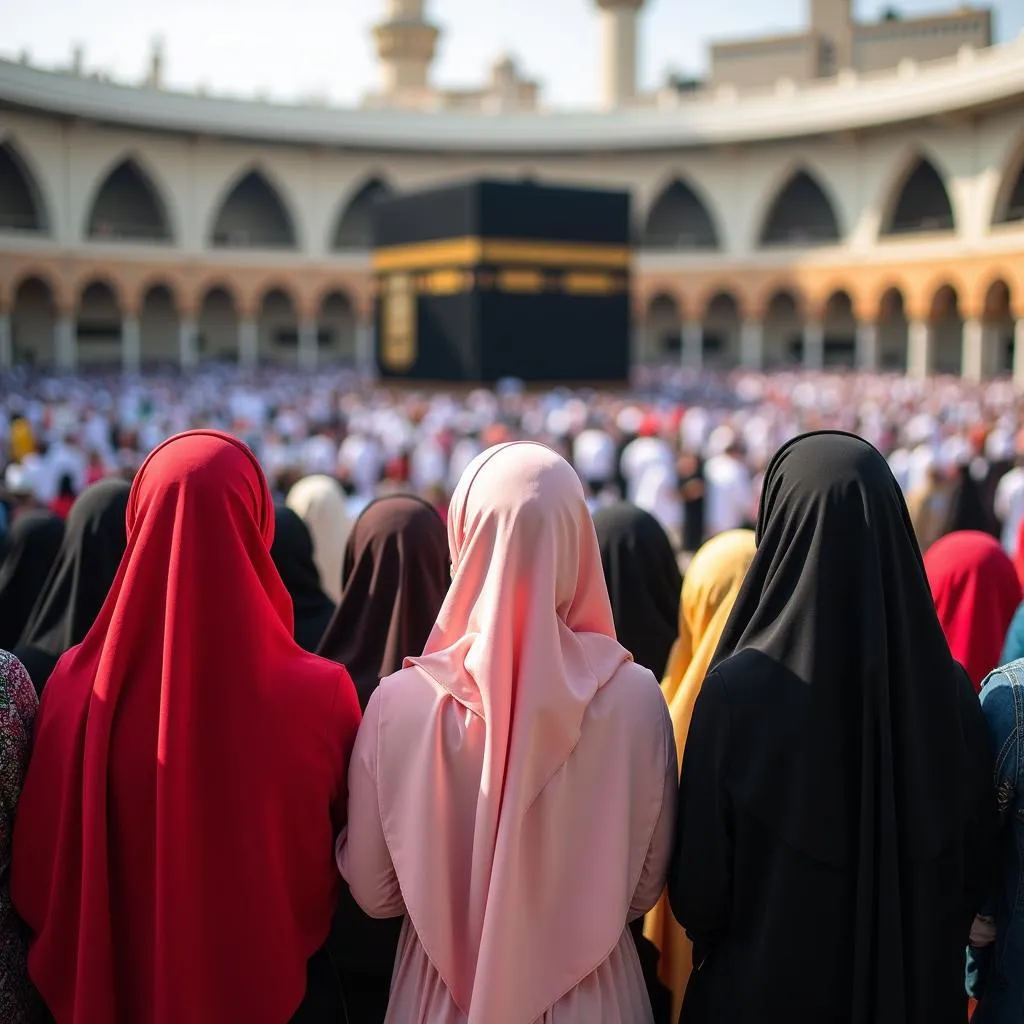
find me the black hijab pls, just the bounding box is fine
[15,480,129,692]
[678,431,993,1024]
[593,502,681,679]
[943,464,998,539]
[0,510,64,650]
[270,506,336,653]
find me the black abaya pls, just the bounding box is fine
[15,480,129,693]
[270,506,336,653]
[669,431,997,1024]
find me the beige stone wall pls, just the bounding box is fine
[854,11,992,75]
[710,35,818,89]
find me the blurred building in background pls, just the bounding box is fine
[0,0,1021,379]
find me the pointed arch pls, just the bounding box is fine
[85,156,172,242]
[0,138,48,233]
[209,167,297,249]
[642,177,720,250]
[881,154,955,236]
[331,176,392,251]
[758,169,841,247]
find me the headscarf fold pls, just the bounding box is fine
[318,494,448,710]
[12,430,361,1024]
[286,475,351,604]
[374,442,663,1024]
[270,505,336,653]
[0,512,64,649]
[15,479,129,692]
[594,502,682,679]
[925,530,1021,691]
[645,528,755,1023]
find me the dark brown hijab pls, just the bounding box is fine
[317,494,449,710]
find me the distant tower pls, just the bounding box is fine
[595,0,646,110]
[373,0,440,100]
[810,0,853,76]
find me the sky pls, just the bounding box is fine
[3,0,1023,109]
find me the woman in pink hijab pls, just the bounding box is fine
[339,441,677,1023]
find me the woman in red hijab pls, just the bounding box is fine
[925,530,1022,691]
[11,430,361,1024]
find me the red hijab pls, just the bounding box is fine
[925,530,1022,691]
[12,430,361,1024]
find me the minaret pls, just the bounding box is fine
[373,0,440,100]
[595,0,646,110]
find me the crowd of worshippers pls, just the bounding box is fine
[3,426,1024,1023]
[4,365,1024,561]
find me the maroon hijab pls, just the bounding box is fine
[317,494,449,709]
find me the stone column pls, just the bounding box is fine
[122,313,141,374]
[1014,319,1024,389]
[55,313,76,371]
[803,321,825,371]
[0,312,11,371]
[907,319,932,379]
[855,321,878,372]
[297,316,319,372]
[179,315,198,371]
[238,317,259,369]
[681,320,703,370]
[961,318,984,382]
[356,317,376,375]
[740,319,763,371]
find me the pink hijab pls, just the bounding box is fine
[375,442,638,1022]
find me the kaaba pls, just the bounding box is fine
[371,179,631,383]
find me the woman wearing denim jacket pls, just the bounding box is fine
[970,660,1024,1022]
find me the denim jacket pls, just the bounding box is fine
[969,660,1024,1024]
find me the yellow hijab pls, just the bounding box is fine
[644,529,756,1021]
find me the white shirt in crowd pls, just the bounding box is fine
[573,429,617,486]
[620,436,674,505]
[704,452,754,538]
[995,465,1024,554]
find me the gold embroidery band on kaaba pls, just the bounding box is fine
[379,273,418,372]
[372,237,631,273]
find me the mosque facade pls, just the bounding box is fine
[0,0,1022,378]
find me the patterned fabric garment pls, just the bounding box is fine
[0,650,41,1024]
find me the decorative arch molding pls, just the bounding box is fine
[6,265,66,313]
[72,271,127,311]
[992,130,1024,226]
[0,135,50,234]
[757,167,843,248]
[641,175,721,251]
[83,153,176,243]
[330,175,393,251]
[207,164,300,250]
[878,148,956,237]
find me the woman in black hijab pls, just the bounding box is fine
[594,503,682,680]
[270,506,336,653]
[317,494,450,1024]
[668,431,997,1024]
[593,501,681,1024]
[0,510,64,651]
[15,479,129,693]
